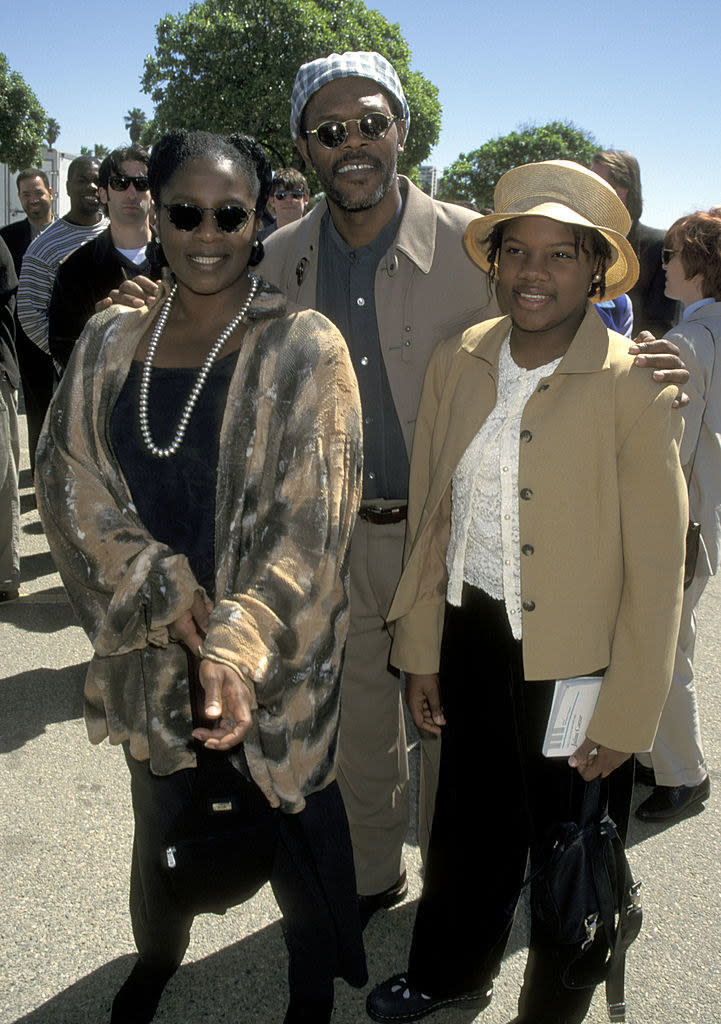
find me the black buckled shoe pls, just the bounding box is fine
[358,870,408,929]
[635,775,710,822]
[366,973,492,1022]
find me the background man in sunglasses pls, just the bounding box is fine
[17,157,108,363]
[259,50,692,928]
[260,168,310,239]
[48,145,152,371]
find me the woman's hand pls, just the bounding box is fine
[568,737,631,780]
[169,590,212,656]
[405,672,446,736]
[94,275,161,313]
[629,332,689,407]
[192,660,254,750]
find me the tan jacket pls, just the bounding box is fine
[260,176,498,458]
[389,308,687,753]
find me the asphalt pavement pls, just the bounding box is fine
[1,413,719,1024]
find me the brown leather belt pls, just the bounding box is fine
[358,504,408,525]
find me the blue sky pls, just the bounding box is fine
[3,0,719,228]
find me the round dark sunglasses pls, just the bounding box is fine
[162,203,255,233]
[661,248,678,265]
[108,173,150,192]
[306,112,399,149]
[274,189,305,200]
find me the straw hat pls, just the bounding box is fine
[463,160,639,300]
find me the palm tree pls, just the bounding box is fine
[124,108,147,144]
[45,117,61,148]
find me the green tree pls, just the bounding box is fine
[45,117,61,148]
[141,0,441,176]
[80,143,111,159]
[437,121,600,209]
[124,107,148,144]
[0,53,47,171]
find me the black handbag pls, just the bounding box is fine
[529,779,642,1023]
[160,652,279,916]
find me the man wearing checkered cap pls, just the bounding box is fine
[261,51,498,924]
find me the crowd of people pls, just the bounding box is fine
[1,47,718,1024]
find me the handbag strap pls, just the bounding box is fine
[603,838,643,1022]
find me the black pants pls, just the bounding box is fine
[123,747,366,1019]
[407,586,632,1024]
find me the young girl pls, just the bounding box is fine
[367,160,687,1024]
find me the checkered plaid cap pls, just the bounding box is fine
[289,51,410,140]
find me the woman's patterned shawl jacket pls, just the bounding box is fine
[35,280,363,814]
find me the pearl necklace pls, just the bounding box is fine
[139,275,259,458]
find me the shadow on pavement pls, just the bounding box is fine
[0,596,79,632]
[0,662,88,752]
[11,924,295,1024]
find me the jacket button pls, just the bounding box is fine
[522,600,536,612]
[521,544,534,556]
[520,487,533,500]
[520,429,532,442]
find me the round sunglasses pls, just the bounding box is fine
[162,203,256,233]
[305,112,399,149]
[108,173,150,192]
[274,189,306,200]
[661,248,678,265]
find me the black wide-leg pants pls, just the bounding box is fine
[123,747,366,1021]
[407,585,632,1024]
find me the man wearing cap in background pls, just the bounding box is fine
[260,168,310,239]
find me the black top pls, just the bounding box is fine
[49,227,151,369]
[109,350,239,597]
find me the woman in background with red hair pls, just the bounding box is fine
[636,208,721,823]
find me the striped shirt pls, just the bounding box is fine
[17,216,108,352]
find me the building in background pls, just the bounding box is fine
[419,164,437,198]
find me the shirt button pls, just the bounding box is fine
[504,514,511,520]
[520,487,533,500]
[522,599,536,612]
[502,466,509,473]
[356,297,365,306]
[521,544,535,556]
[504,559,510,565]
[520,429,532,442]
[403,339,411,347]
[360,356,369,366]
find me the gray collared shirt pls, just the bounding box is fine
[316,204,409,500]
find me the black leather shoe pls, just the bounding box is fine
[358,870,408,929]
[366,973,492,1022]
[636,775,710,822]
[633,760,656,787]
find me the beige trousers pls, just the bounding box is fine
[336,514,410,895]
[638,567,708,786]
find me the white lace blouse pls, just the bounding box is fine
[446,332,561,639]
